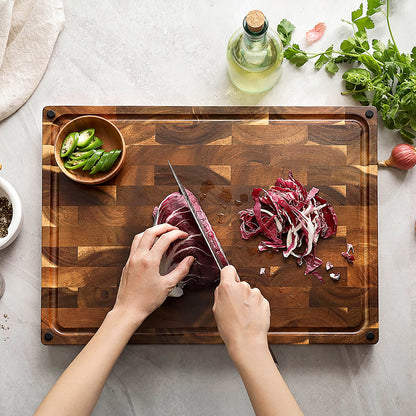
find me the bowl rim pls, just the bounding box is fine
[54,115,126,185]
[0,176,23,250]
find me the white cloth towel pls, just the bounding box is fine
[0,0,64,121]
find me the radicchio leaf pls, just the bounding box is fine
[341,251,355,263]
[325,261,334,271]
[341,243,355,263]
[153,190,228,295]
[329,272,341,281]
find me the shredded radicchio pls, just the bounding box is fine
[325,261,334,271]
[329,272,341,281]
[312,271,324,282]
[239,171,337,279]
[341,243,355,263]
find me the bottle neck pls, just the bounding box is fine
[242,16,268,49]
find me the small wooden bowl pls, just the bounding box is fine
[54,115,126,185]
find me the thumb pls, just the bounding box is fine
[220,265,240,284]
[165,256,194,287]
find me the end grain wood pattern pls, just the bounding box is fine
[42,106,378,345]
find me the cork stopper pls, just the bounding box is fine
[246,10,265,33]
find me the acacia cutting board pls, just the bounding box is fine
[42,106,378,344]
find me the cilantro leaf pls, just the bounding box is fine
[389,103,399,119]
[315,54,330,69]
[355,31,370,51]
[315,46,333,69]
[278,19,295,35]
[354,16,375,32]
[284,44,309,66]
[277,19,296,47]
[352,91,370,105]
[372,39,386,54]
[372,39,386,60]
[383,40,399,61]
[290,52,309,67]
[411,46,416,63]
[341,38,356,53]
[385,62,399,79]
[325,60,339,75]
[358,54,382,75]
[352,3,363,21]
[367,0,385,16]
[284,45,300,59]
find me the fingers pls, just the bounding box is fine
[151,229,188,262]
[165,256,194,288]
[220,265,240,285]
[240,281,251,290]
[138,224,179,251]
[129,233,143,257]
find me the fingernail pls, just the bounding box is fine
[188,256,195,264]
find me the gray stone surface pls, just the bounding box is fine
[0,0,415,414]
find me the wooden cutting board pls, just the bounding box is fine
[42,106,378,344]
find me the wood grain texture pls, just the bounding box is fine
[42,106,378,345]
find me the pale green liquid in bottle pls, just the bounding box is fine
[226,16,283,94]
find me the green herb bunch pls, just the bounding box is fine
[277,0,416,142]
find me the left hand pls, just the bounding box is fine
[112,224,194,326]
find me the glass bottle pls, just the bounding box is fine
[226,10,283,94]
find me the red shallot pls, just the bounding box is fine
[379,143,416,170]
[239,171,337,280]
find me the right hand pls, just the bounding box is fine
[212,265,270,359]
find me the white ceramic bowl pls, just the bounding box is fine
[0,177,23,250]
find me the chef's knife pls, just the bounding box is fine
[168,161,225,270]
[168,161,278,367]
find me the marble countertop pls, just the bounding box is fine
[0,0,415,414]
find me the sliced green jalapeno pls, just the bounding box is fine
[60,132,79,157]
[77,128,95,147]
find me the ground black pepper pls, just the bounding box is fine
[0,197,13,238]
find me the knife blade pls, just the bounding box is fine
[168,162,278,367]
[168,161,225,270]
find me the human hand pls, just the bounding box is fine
[112,224,194,328]
[212,265,270,361]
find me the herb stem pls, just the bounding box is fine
[384,0,399,53]
[288,45,362,60]
[341,88,366,95]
